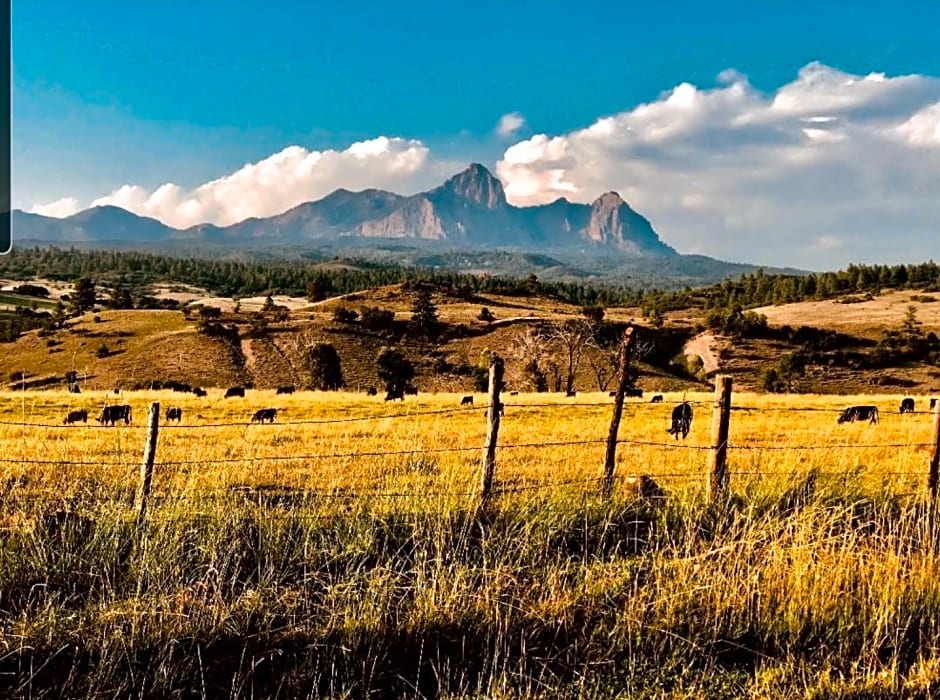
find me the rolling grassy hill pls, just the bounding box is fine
[2,282,939,395]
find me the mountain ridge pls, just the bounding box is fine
[13,163,676,255]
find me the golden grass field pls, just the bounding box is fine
[0,389,935,508]
[1,388,939,698]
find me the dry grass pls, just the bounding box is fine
[0,389,939,696]
[754,289,940,339]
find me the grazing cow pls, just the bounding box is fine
[63,409,88,425]
[224,386,245,398]
[112,388,121,395]
[97,404,132,426]
[837,405,879,424]
[251,408,277,424]
[165,407,182,423]
[385,388,405,402]
[404,386,418,396]
[566,390,577,397]
[651,394,664,403]
[509,391,519,396]
[276,385,295,395]
[366,386,378,396]
[192,387,207,397]
[899,398,915,414]
[609,391,617,397]
[68,383,81,394]
[460,395,474,406]
[667,402,693,440]
[625,387,643,398]
[482,401,505,417]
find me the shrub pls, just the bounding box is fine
[332,307,359,324]
[95,343,110,359]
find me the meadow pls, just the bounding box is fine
[0,388,938,698]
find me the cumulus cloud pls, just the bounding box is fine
[30,197,81,218]
[496,62,940,268]
[496,112,527,138]
[61,137,452,229]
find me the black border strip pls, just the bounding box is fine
[0,0,9,254]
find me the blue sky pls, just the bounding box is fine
[12,1,940,268]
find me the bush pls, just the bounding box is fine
[361,306,395,331]
[332,307,359,324]
[95,344,110,359]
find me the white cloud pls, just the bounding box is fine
[496,62,940,268]
[496,112,526,138]
[30,197,81,218]
[76,137,452,229]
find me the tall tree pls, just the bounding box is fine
[409,289,440,339]
[71,278,97,315]
[376,347,415,394]
[304,342,344,390]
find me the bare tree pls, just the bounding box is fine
[587,329,655,391]
[544,319,594,394]
[510,326,549,392]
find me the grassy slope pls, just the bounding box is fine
[3,284,939,395]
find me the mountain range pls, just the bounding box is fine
[12,164,676,255]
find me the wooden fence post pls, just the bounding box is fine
[929,397,940,499]
[706,376,733,502]
[478,355,504,509]
[602,326,635,497]
[135,402,160,527]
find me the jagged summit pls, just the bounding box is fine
[436,163,507,209]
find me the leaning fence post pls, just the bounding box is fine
[602,326,635,497]
[478,355,504,509]
[929,397,940,499]
[135,402,160,527]
[706,376,733,502]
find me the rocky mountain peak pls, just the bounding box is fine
[439,163,507,209]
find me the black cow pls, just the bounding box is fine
[63,409,88,425]
[224,386,245,398]
[167,381,192,393]
[566,390,577,397]
[112,388,121,395]
[625,387,643,398]
[276,385,295,395]
[837,405,879,424]
[385,388,405,402]
[251,408,277,424]
[165,407,182,422]
[97,404,132,426]
[192,387,207,397]
[366,386,378,396]
[68,383,81,394]
[404,386,418,396]
[900,398,915,414]
[651,394,664,403]
[609,391,617,397]
[460,395,474,406]
[482,401,505,417]
[667,402,693,439]
[509,391,519,396]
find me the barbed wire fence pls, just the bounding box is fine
[1,328,939,523]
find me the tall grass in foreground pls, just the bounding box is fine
[0,390,937,697]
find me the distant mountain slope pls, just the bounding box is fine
[13,163,677,255]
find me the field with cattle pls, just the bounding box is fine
[1,386,939,697]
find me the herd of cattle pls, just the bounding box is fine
[58,382,937,439]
